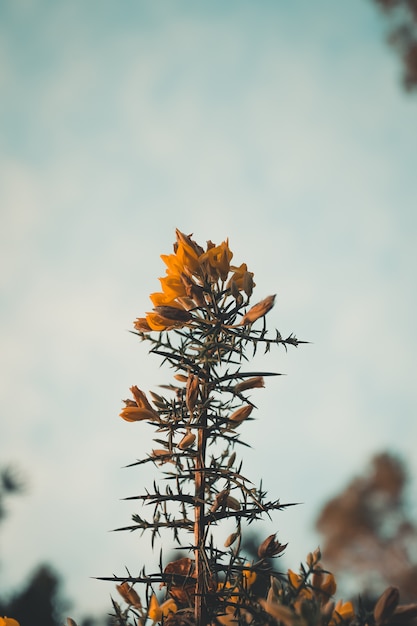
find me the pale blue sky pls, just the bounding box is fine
[1,0,417,619]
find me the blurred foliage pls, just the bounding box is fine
[371,0,417,90]
[0,564,68,626]
[0,463,110,626]
[0,466,25,524]
[316,452,417,602]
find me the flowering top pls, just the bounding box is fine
[133,229,274,333]
[110,228,306,626]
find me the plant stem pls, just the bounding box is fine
[194,408,208,626]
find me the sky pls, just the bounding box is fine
[1,0,417,620]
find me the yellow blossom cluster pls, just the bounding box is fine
[116,584,178,624]
[287,566,354,625]
[215,566,258,625]
[134,229,256,332]
[261,553,355,626]
[116,559,258,626]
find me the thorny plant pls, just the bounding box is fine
[75,230,417,626]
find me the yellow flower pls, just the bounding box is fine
[148,594,177,623]
[175,240,202,278]
[120,406,159,422]
[150,290,180,308]
[288,569,304,590]
[312,567,337,599]
[160,251,184,277]
[145,312,186,331]
[200,240,233,282]
[0,619,20,626]
[130,386,157,411]
[149,232,203,319]
[287,570,313,603]
[135,229,254,332]
[219,580,240,605]
[330,600,355,625]
[242,565,257,588]
[119,386,159,422]
[216,607,240,625]
[158,274,188,301]
[227,263,255,296]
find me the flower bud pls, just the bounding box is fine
[313,547,321,563]
[186,373,199,414]
[174,374,188,383]
[228,405,253,425]
[258,533,287,558]
[243,271,254,297]
[152,449,174,465]
[241,294,276,325]
[229,279,241,301]
[224,532,239,547]
[180,273,206,307]
[177,297,195,311]
[312,567,337,598]
[374,587,400,625]
[226,495,241,510]
[234,376,265,393]
[153,306,192,322]
[306,548,321,568]
[392,603,417,621]
[119,406,159,422]
[133,317,152,333]
[260,599,295,626]
[146,311,185,331]
[321,600,336,622]
[148,391,167,409]
[120,386,160,422]
[227,452,236,469]
[211,489,229,513]
[130,386,158,414]
[266,576,281,604]
[116,582,142,608]
[178,431,196,450]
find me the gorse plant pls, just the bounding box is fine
[90,230,417,626]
